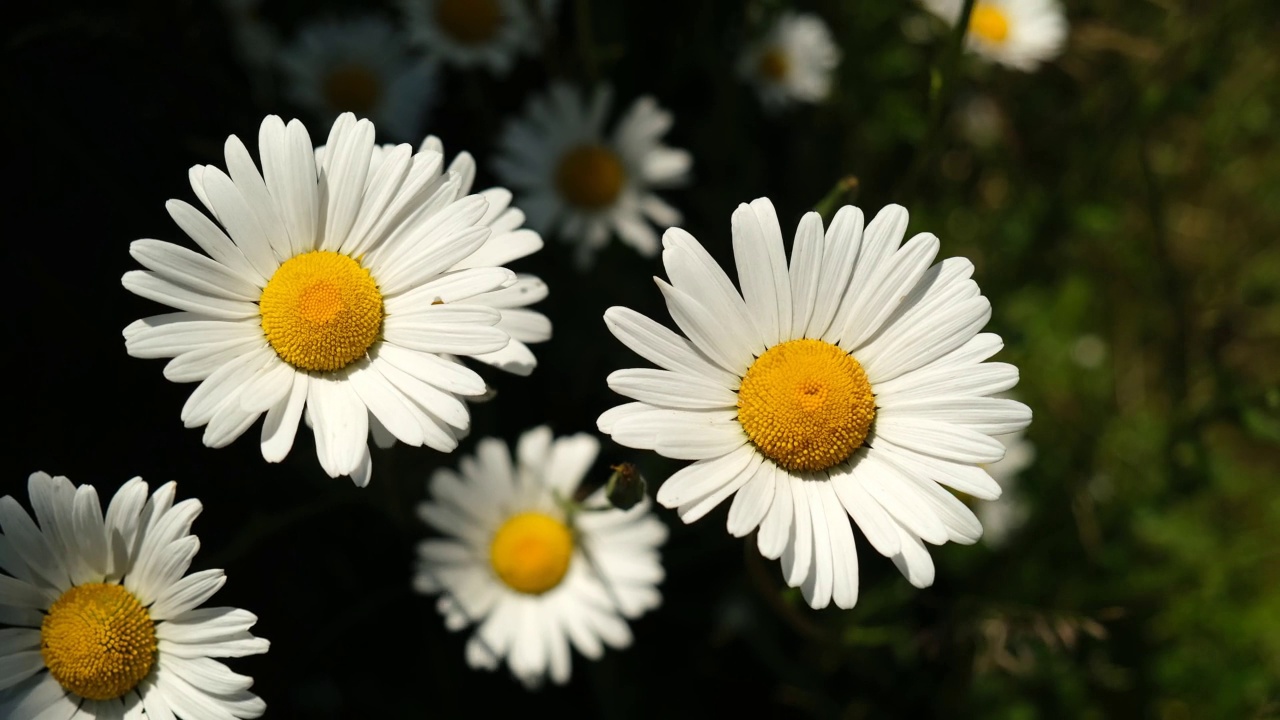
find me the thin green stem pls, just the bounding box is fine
[814,175,860,219]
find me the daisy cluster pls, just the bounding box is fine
[4,1,1065,714]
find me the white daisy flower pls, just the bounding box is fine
[977,431,1035,547]
[493,83,692,268]
[279,16,436,142]
[738,12,842,109]
[400,0,541,75]
[0,473,269,719]
[123,113,540,486]
[921,0,1068,71]
[413,426,667,688]
[598,198,1032,609]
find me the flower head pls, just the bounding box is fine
[413,426,667,687]
[738,12,842,109]
[124,113,544,486]
[494,84,692,268]
[0,473,269,718]
[598,198,1031,609]
[921,0,1068,71]
[401,0,543,75]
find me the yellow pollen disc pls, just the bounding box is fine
[758,48,790,81]
[969,3,1011,44]
[489,512,575,595]
[737,338,876,473]
[259,251,384,372]
[40,583,157,701]
[435,0,503,45]
[323,65,382,114]
[555,144,627,211]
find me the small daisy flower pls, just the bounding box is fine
[413,426,667,688]
[921,0,1068,71]
[977,431,1035,546]
[598,198,1031,609]
[493,83,692,268]
[738,12,842,109]
[124,113,540,486]
[0,473,269,719]
[279,16,436,141]
[400,0,540,75]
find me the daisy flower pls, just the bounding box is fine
[0,473,269,719]
[493,83,692,268]
[413,426,667,688]
[977,431,1035,547]
[598,198,1032,609]
[921,0,1068,71]
[738,12,842,110]
[400,0,541,75]
[278,16,436,141]
[123,113,538,486]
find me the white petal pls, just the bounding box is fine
[602,306,738,387]
[732,198,792,348]
[726,461,776,537]
[756,464,793,559]
[606,368,738,410]
[656,445,756,509]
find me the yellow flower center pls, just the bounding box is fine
[40,583,157,701]
[323,65,382,114]
[489,512,575,595]
[737,339,876,473]
[555,144,627,211]
[969,3,1011,44]
[758,47,790,81]
[259,251,384,372]
[435,0,503,45]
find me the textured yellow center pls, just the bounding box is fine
[259,251,384,372]
[323,65,381,114]
[40,583,157,701]
[737,339,876,472]
[970,4,1011,44]
[489,512,574,595]
[758,48,790,81]
[435,0,503,45]
[555,145,626,211]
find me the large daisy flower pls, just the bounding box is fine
[123,113,540,486]
[920,0,1068,72]
[413,426,667,688]
[0,473,269,719]
[737,12,842,110]
[278,17,436,141]
[493,83,692,268]
[598,198,1031,609]
[400,0,540,75]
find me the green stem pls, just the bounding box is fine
[814,175,860,219]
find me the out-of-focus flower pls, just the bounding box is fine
[124,114,538,485]
[738,12,841,109]
[0,473,269,719]
[413,427,667,688]
[400,0,544,75]
[494,84,692,268]
[921,0,1068,71]
[599,198,1031,609]
[978,431,1036,546]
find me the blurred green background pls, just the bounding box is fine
[7,0,1279,717]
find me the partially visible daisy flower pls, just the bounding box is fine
[279,16,436,141]
[413,426,667,688]
[400,0,542,75]
[599,198,1031,609]
[493,84,692,268]
[921,0,1068,71]
[738,12,841,109]
[978,431,1035,546]
[0,473,269,719]
[124,113,539,486]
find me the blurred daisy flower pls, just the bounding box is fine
[124,113,541,486]
[494,84,692,268]
[400,0,543,74]
[921,0,1068,71]
[0,473,268,719]
[738,12,841,109]
[599,198,1031,609]
[278,16,436,141]
[978,431,1036,547]
[413,426,667,688]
